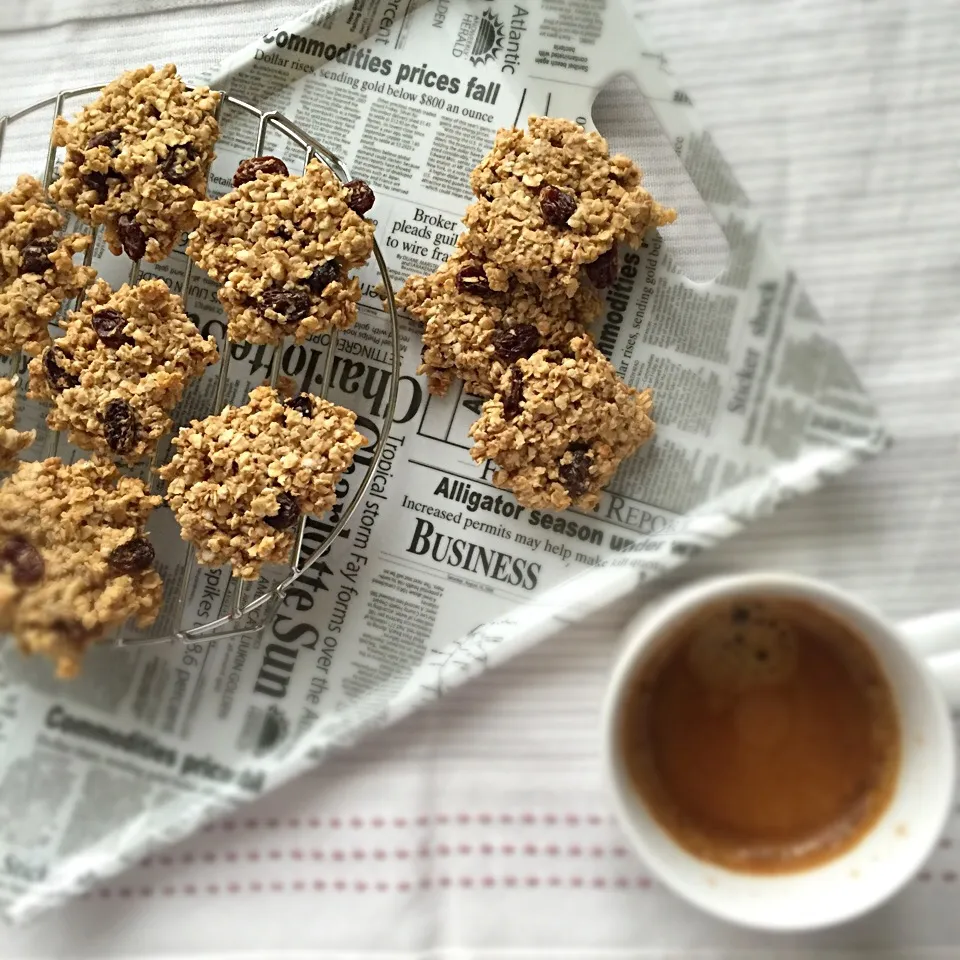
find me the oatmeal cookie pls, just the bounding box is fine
[469,336,655,511]
[0,457,163,679]
[398,247,601,397]
[186,157,376,345]
[462,116,675,297]
[159,384,366,580]
[0,175,96,355]
[0,377,34,470]
[27,278,218,462]
[49,64,221,262]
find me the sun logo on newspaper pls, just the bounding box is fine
[453,9,505,67]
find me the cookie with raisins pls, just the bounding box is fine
[159,385,366,579]
[0,175,96,356]
[398,245,599,398]
[462,115,674,298]
[0,457,162,678]
[27,278,218,463]
[187,158,376,345]
[49,64,220,263]
[469,335,654,511]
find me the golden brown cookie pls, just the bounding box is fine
[462,115,674,298]
[397,245,600,398]
[0,457,163,679]
[0,175,96,356]
[187,157,376,345]
[49,64,221,262]
[469,336,655,511]
[27,278,219,463]
[159,385,366,579]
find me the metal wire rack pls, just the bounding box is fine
[0,82,400,650]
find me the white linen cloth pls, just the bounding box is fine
[0,0,958,956]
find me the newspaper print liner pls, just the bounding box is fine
[0,0,889,922]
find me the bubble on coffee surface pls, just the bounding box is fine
[685,600,799,693]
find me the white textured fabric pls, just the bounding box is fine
[0,0,958,956]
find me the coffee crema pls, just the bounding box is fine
[619,597,901,874]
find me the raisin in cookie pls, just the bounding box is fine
[49,64,220,262]
[27,278,218,462]
[462,116,675,298]
[469,336,655,511]
[0,377,34,470]
[0,457,163,679]
[0,175,96,356]
[186,157,376,345]
[398,247,601,397]
[159,385,366,580]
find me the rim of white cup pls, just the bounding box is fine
[601,572,956,932]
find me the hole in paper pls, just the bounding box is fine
[591,73,729,283]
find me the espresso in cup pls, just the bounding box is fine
[618,596,901,874]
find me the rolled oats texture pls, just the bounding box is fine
[0,175,96,356]
[48,64,221,263]
[27,278,219,463]
[0,457,163,679]
[187,158,376,345]
[397,244,601,398]
[462,115,675,298]
[158,384,367,580]
[469,335,655,511]
[0,377,34,471]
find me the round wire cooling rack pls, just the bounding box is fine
[0,82,400,651]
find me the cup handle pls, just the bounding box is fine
[899,609,960,709]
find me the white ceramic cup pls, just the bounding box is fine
[602,572,960,932]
